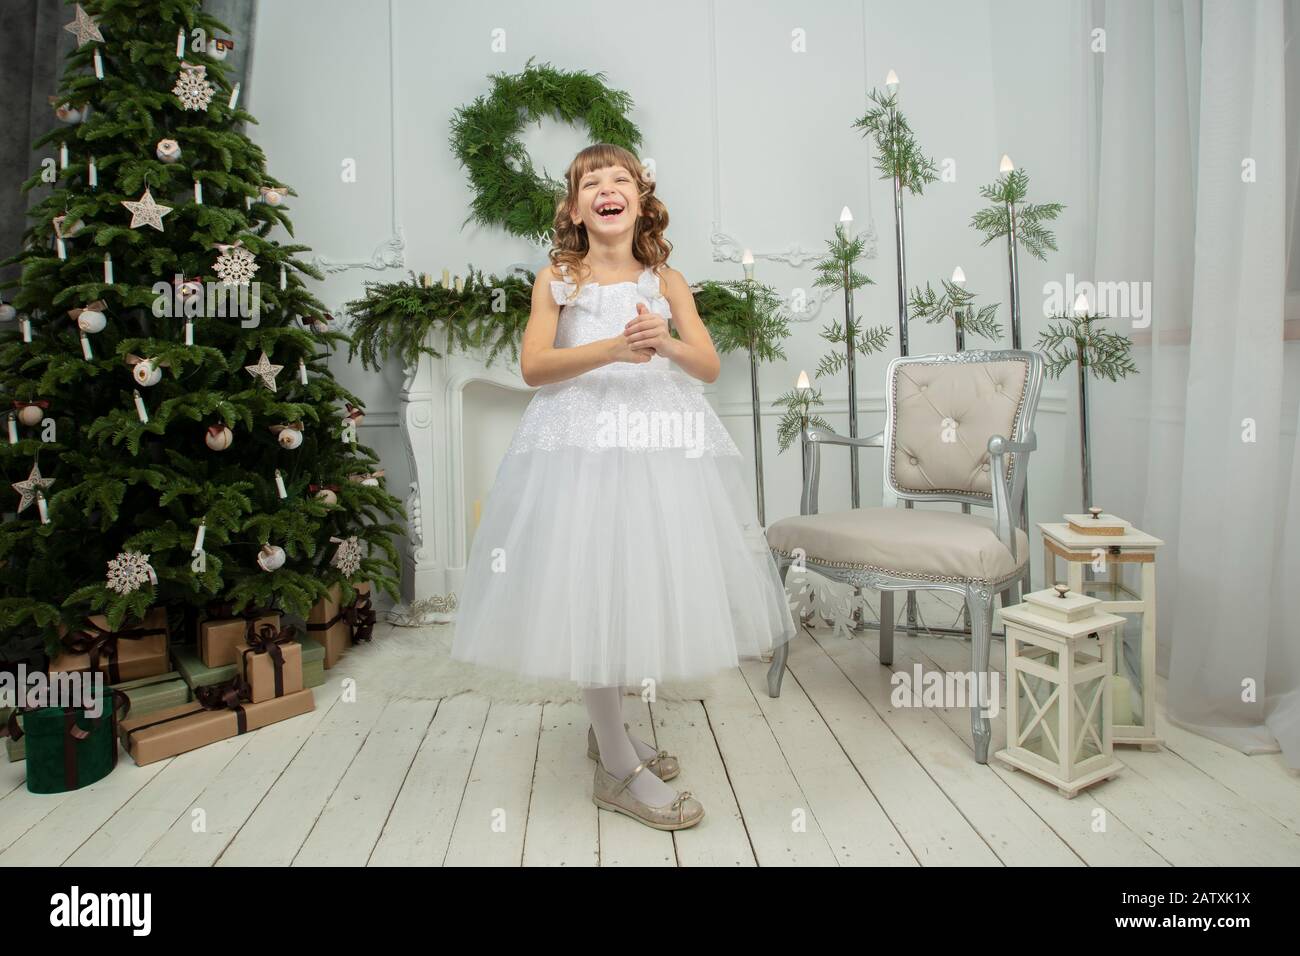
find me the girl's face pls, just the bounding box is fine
[571,164,641,239]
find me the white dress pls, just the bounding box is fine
[449,263,798,687]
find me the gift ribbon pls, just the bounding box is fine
[61,618,167,684]
[125,675,252,749]
[242,623,298,699]
[344,591,376,644]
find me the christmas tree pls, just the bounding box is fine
[0,0,403,657]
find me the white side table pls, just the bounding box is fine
[1038,521,1165,749]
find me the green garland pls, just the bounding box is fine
[449,56,643,243]
[345,268,534,371]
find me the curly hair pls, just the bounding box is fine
[549,144,671,302]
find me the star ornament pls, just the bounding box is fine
[244,351,284,392]
[12,464,55,513]
[64,4,104,47]
[121,188,173,232]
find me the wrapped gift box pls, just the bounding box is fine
[50,608,170,684]
[349,582,376,644]
[1,707,22,762]
[5,691,129,793]
[199,612,281,668]
[233,631,304,704]
[175,635,324,693]
[118,688,315,766]
[308,583,375,666]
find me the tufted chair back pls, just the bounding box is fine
[885,350,1039,503]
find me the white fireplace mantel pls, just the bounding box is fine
[398,333,533,621]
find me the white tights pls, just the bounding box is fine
[582,686,677,808]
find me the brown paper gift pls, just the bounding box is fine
[233,624,303,703]
[306,584,348,668]
[50,608,170,684]
[199,611,281,667]
[118,683,315,766]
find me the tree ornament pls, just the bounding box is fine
[330,535,363,578]
[213,242,258,286]
[127,354,166,387]
[70,300,108,334]
[12,463,55,513]
[257,543,287,572]
[155,138,182,164]
[106,551,156,595]
[121,187,172,231]
[0,301,16,323]
[305,312,334,333]
[207,37,235,61]
[258,185,286,206]
[173,62,215,112]
[63,4,104,47]
[348,469,384,487]
[243,351,283,392]
[51,98,88,124]
[270,422,304,449]
[343,404,365,428]
[311,484,339,506]
[205,424,234,451]
[15,401,49,427]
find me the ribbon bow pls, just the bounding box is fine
[344,592,376,644]
[195,675,250,712]
[62,617,165,684]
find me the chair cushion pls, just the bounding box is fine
[766,507,1029,585]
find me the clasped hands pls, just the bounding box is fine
[613,302,673,365]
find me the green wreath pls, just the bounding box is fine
[450,57,643,242]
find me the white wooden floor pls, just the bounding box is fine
[3,610,1299,867]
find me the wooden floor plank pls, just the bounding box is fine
[595,697,677,866]
[522,700,599,867]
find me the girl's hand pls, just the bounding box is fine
[623,303,675,358]
[607,332,655,365]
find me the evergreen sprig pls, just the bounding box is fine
[773,386,831,454]
[853,88,939,194]
[970,167,1064,261]
[691,278,791,363]
[811,223,892,380]
[1035,310,1138,381]
[908,278,1003,344]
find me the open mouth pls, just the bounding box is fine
[596,202,625,220]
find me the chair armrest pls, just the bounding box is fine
[800,425,885,515]
[987,432,1037,559]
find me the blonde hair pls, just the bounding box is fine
[549,144,671,300]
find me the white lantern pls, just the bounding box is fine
[996,586,1126,798]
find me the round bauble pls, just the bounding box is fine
[77,309,106,334]
[133,360,162,387]
[17,404,45,427]
[207,38,230,61]
[257,543,286,572]
[260,186,284,206]
[314,488,338,506]
[156,138,182,163]
[277,427,303,450]
[205,424,234,451]
[0,303,16,322]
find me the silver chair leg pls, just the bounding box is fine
[767,558,793,697]
[967,587,994,764]
[879,590,894,666]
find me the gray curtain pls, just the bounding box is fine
[0,0,257,286]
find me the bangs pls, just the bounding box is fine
[568,144,642,187]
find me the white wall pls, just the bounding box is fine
[247,0,1095,583]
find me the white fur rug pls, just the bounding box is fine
[336,621,727,704]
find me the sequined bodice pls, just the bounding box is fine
[549,265,673,370]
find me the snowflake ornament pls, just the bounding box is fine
[331,536,363,578]
[107,551,156,595]
[213,244,258,285]
[173,63,215,112]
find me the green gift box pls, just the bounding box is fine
[3,691,129,794]
[113,671,191,719]
[175,636,324,692]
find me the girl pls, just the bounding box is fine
[451,144,797,831]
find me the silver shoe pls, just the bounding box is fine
[592,760,704,831]
[586,723,680,781]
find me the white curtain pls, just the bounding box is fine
[1086,0,1300,766]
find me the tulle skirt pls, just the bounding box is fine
[450,444,798,687]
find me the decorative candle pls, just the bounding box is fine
[1000,153,1015,174]
[280,265,287,290]
[194,179,203,204]
[56,237,67,260]
[454,275,464,293]
[839,206,853,238]
[93,49,103,80]
[1111,674,1134,726]
[88,158,98,188]
[885,69,899,91]
[80,332,93,359]
[298,359,308,385]
[60,143,69,169]
[7,414,17,444]
[20,318,32,342]
[193,522,206,553]
[184,318,194,346]
[951,266,966,285]
[133,390,148,423]
[104,254,113,284]
[229,82,241,110]
[37,491,49,525]
[741,248,754,282]
[176,27,186,58]
[1074,292,1090,315]
[275,468,287,499]
[441,268,450,289]
[796,370,811,390]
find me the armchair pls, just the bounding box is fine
[766,349,1043,763]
